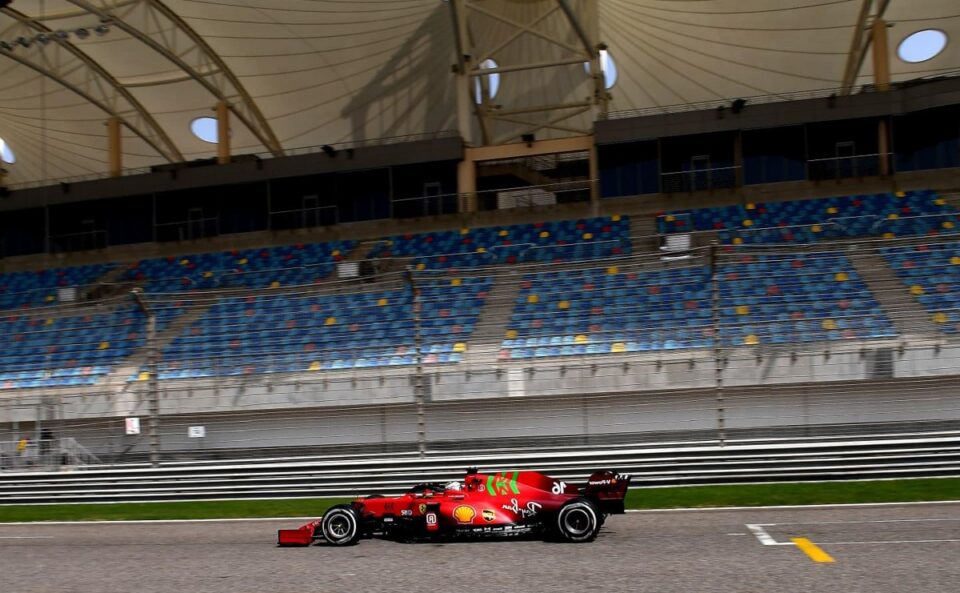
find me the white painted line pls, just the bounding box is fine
[624,500,960,513]
[765,518,960,526]
[818,539,960,546]
[0,517,316,526]
[746,523,794,546]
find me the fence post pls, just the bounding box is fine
[404,268,427,457]
[132,289,161,467]
[709,242,726,446]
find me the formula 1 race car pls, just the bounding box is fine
[277,468,630,546]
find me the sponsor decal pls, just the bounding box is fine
[418,503,427,514]
[588,473,630,487]
[501,498,542,519]
[400,509,413,516]
[453,505,477,524]
[426,513,437,525]
[482,509,496,522]
[485,471,521,497]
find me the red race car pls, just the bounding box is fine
[278,468,630,546]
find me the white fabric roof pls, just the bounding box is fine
[0,0,958,185]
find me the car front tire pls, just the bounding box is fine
[320,505,362,546]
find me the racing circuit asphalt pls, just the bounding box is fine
[0,503,958,593]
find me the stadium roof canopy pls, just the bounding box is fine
[0,0,958,186]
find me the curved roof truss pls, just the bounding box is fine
[64,0,285,158]
[0,5,184,163]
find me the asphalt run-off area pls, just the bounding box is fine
[0,502,957,593]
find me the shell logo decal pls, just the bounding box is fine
[453,505,476,524]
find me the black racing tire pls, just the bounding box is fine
[320,505,362,546]
[555,499,601,543]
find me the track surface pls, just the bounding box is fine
[0,503,958,593]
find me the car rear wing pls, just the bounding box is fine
[583,471,631,514]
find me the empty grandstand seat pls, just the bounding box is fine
[119,240,356,292]
[368,216,631,268]
[658,190,959,244]
[0,264,114,310]
[501,252,895,359]
[0,304,182,390]
[881,241,960,334]
[148,276,491,378]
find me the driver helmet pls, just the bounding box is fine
[445,480,462,491]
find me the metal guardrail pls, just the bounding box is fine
[0,430,957,504]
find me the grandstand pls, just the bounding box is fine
[0,1,959,488]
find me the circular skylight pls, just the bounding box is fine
[190,117,219,144]
[584,49,618,90]
[0,137,15,165]
[473,59,500,104]
[898,29,948,63]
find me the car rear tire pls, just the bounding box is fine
[556,499,600,543]
[320,505,362,546]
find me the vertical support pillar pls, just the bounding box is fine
[216,101,231,165]
[709,242,726,447]
[451,0,475,146]
[878,117,891,176]
[107,117,122,178]
[871,18,890,92]
[457,156,477,213]
[132,289,160,467]
[589,143,600,216]
[405,268,427,458]
[733,131,744,187]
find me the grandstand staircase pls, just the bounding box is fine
[103,302,214,390]
[461,272,523,366]
[848,248,938,338]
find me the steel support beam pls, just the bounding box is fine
[64,0,284,157]
[840,0,891,95]
[0,6,183,163]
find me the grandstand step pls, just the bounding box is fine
[848,247,939,338]
[103,301,215,389]
[461,273,522,366]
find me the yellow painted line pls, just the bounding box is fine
[791,537,835,563]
